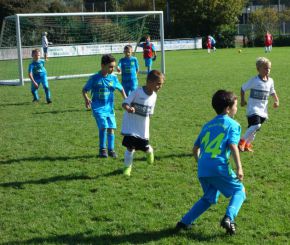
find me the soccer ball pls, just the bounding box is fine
[238,49,242,53]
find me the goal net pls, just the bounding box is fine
[0,11,165,85]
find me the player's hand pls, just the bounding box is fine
[34,82,39,89]
[127,106,135,113]
[152,56,157,61]
[273,101,279,108]
[85,99,91,109]
[236,168,244,181]
[240,100,247,107]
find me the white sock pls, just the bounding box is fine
[124,149,134,167]
[243,124,261,143]
[146,145,153,153]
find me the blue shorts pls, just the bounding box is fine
[94,114,116,130]
[43,47,48,54]
[144,58,152,68]
[199,174,245,204]
[31,76,49,90]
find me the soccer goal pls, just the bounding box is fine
[0,11,165,85]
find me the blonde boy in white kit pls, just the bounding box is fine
[238,57,279,152]
[121,70,164,176]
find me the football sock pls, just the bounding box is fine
[146,145,153,153]
[44,86,51,101]
[107,132,115,151]
[99,129,107,150]
[124,149,134,167]
[181,197,211,225]
[243,124,261,142]
[226,189,246,221]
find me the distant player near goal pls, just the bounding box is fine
[138,35,157,74]
[42,32,52,61]
[121,70,164,177]
[238,57,279,152]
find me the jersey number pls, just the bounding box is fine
[201,131,225,158]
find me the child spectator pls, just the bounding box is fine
[238,57,279,152]
[176,90,246,235]
[121,70,164,176]
[42,32,52,61]
[28,49,52,104]
[82,54,127,158]
[138,35,157,74]
[117,45,139,96]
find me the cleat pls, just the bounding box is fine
[220,215,236,235]
[108,150,117,158]
[32,99,39,102]
[147,151,154,164]
[99,149,108,158]
[123,166,132,177]
[244,143,254,152]
[47,99,52,104]
[238,139,246,152]
[175,222,192,232]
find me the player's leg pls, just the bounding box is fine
[145,144,154,164]
[122,136,136,176]
[176,177,219,230]
[42,78,52,103]
[145,58,152,74]
[31,81,40,102]
[107,116,117,158]
[95,115,108,157]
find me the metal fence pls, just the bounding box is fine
[237,22,290,36]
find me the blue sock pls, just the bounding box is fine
[31,88,39,100]
[181,197,211,225]
[99,129,106,150]
[226,190,246,221]
[44,87,51,101]
[107,132,115,151]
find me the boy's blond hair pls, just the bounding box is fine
[256,57,271,68]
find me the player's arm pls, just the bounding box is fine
[82,88,91,109]
[229,144,244,181]
[240,88,246,107]
[29,72,38,89]
[120,88,127,99]
[272,92,279,108]
[192,145,200,162]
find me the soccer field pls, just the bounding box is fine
[0,48,289,244]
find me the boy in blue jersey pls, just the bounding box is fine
[176,90,246,235]
[117,45,139,96]
[82,54,127,158]
[138,35,157,74]
[28,49,52,103]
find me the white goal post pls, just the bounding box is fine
[0,11,165,86]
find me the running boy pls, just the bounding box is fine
[138,35,157,74]
[117,45,139,96]
[82,54,127,158]
[238,57,279,152]
[28,49,52,104]
[176,90,246,235]
[121,70,164,176]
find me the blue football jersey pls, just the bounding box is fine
[118,57,139,82]
[83,72,123,116]
[28,60,47,80]
[194,114,241,177]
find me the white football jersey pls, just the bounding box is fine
[242,75,276,118]
[121,87,157,139]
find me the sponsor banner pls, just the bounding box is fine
[0,38,202,60]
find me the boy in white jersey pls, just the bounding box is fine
[238,57,279,152]
[121,70,164,176]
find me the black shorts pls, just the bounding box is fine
[247,115,266,127]
[122,135,150,152]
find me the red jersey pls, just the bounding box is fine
[265,33,273,46]
[206,37,212,49]
[142,42,153,58]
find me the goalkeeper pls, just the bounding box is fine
[138,35,157,74]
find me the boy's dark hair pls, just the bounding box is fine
[31,48,40,56]
[212,90,237,114]
[101,54,116,65]
[124,45,132,51]
[147,70,164,83]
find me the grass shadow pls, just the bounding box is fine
[3,228,223,244]
[0,102,31,107]
[33,108,84,114]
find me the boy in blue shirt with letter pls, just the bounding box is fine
[117,45,139,96]
[82,54,127,158]
[28,49,52,103]
[176,90,246,235]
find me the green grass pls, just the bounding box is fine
[0,48,290,244]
